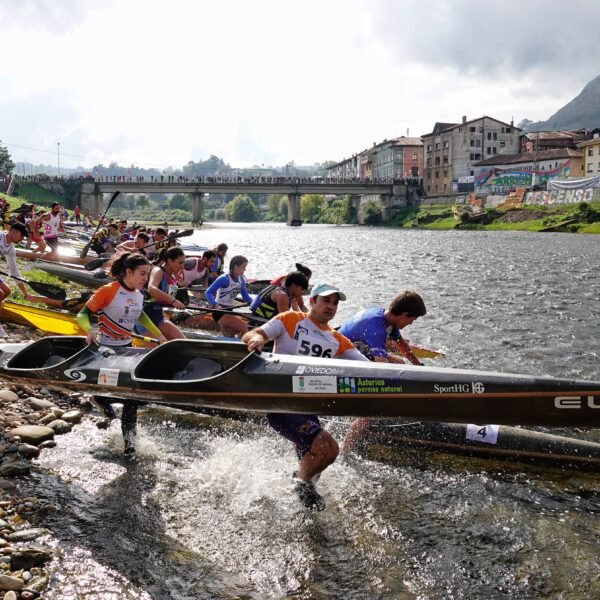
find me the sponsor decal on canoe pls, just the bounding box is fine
[98,368,120,386]
[295,365,344,376]
[554,396,600,409]
[433,382,486,394]
[292,375,338,394]
[337,377,403,394]
[64,369,87,381]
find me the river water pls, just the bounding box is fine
[23,224,600,599]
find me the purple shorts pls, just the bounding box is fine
[266,413,322,458]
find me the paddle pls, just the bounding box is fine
[169,305,267,324]
[0,269,66,301]
[132,333,160,344]
[80,190,120,258]
[83,229,195,271]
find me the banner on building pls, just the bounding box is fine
[547,175,600,191]
[476,161,572,192]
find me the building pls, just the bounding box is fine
[473,148,585,192]
[328,136,423,181]
[422,116,520,195]
[577,129,600,176]
[519,131,582,153]
[367,136,423,179]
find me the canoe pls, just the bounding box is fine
[16,247,107,267]
[1,336,599,425]
[366,421,600,471]
[0,300,86,336]
[33,260,111,288]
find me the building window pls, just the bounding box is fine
[458,127,463,132]
[475,140,481,147]
[506,127,512,133]
[435,143,440,150]
[443,156,448,164]
[469,127,476,132]
[479,127,483,133]
[435,157,440,166]
[487,132,492,140]
[443,183,447,191]
[435,171,439,178]
[443,170,448,177]
[487,147,492,155]
[443,141,449,148]
[588,164,593,172]
[470,139,475,147]
[589,148,593,156]
[470,170,474,176]
[493,147,497,154]
[412,152,418,160]
[500,140,506,147]
[493,132,497,140]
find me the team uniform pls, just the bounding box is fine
[144,267,179,326]
[205,273,253,322]
[85,281,145,346]
[339,307,403,360]
[178,257,209,287]
[261,311,368,456]
[43,212,62,251]
[250,285,290,319]
[0,232,24,285]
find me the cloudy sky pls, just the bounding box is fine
[1,0,599,171]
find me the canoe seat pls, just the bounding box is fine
[173,357,223,380]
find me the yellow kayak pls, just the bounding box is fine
[0,300,85,336]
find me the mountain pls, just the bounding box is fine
[523,74,600,132]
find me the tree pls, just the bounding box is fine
[267,194,286,220]
[361,200,383,225]
[137,194,151,209]
[170,193,192,211]
[300,194,325,223]
[226,195,259,222]
[0,141,15,174]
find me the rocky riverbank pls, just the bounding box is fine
[0,323,90,599]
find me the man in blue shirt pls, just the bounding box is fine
[339,290,427,454]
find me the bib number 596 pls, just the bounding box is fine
[299,340,332,358]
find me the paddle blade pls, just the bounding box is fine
[84,257,109,271]
[28,280,67,301]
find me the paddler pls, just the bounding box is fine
[205,255,253,337]
[177,249,217,288]
[76,252,165,454]
[249,270,309,320]
[115,231,150,256]
[338,290,427,455]
[38,202,65,255]
[208,242,228,282]
[242,282,368,511]
[0,222,34,337]
[144,246,187,340]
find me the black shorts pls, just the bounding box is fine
[45,236,59,251]
[266,413,322,458]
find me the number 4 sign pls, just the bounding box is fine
[466,424,499,445]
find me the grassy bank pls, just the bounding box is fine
[391,201,600,233]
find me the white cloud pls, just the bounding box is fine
[1,0,599,169]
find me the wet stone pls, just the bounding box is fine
[11,548,53,571]
[37,440,56,450]
[60,410,83,424]
[9,427,54,446]
[6,530,47,543]
[45,420,72,435]
[0,463,30,478]
[0,392,18,403]
[26,399,55,412]
[17,445,40,459]
[0,575,23,591]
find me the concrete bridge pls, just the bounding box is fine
[80,179,420,225]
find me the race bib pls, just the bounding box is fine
[294,328,337,358]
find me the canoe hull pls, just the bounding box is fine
[0,337,599,426]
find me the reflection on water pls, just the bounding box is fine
[27,225,600,598]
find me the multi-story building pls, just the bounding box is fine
[473,148,585,192]
[328,137,423,181]
[577,129,600,176]
[422,116,520,195]
[519,131,583,153]
[368,136,423,179]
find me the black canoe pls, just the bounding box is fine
[1,336,600,425]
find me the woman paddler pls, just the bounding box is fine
[204,254,253,337]
[76,252,164,454]
[144,246,187,341]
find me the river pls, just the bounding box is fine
[23,224,600,599]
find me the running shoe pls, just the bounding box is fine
[292,472,326,511]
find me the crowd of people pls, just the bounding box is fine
[0,213,428,510]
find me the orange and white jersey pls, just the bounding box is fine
[261,310,368,361]
[86,281,144,346]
